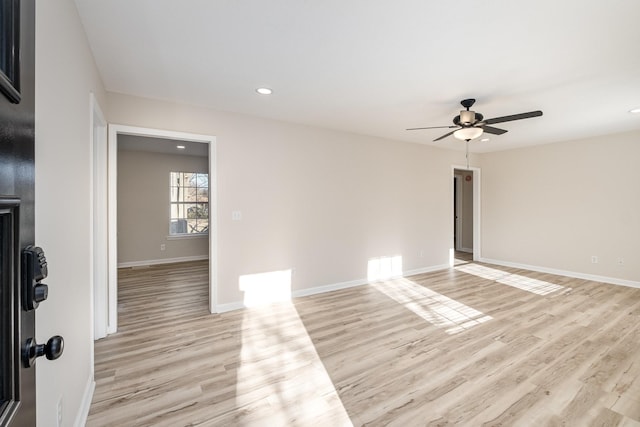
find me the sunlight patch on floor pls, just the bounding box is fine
[239,269,293,307]
[455,263,569,296]
[371,278,492,334]
[236,302,353,426]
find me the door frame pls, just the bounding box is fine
[107,125,218,334]
[451,165,481,261]
[89,93,108,342]
[453,173,463,251]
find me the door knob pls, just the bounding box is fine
[22,335,64,368]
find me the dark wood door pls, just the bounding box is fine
[0,0,36,425]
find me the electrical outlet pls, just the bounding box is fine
[617,258,624,265]
[160,244,166,251]
[418,250,424,258]
[57,397,63,427]
[232,211,242,221]
[591,256,598,264]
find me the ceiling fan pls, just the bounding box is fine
[407,99,543,142]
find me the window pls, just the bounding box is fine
[170,172,208,235]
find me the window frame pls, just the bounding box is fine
[169,171,209,237]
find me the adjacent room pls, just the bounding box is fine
[26,1,640,426]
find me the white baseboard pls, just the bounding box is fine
[403,263,450,277]
[461,248,473,254]
[215,301,246,313]
[214,263,449,313]
[73,376,95,427]
[479,258,640,289]
[293,278,366,299]
[118,254,209,268]
[214,278,368,314]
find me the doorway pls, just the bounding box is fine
[452,166,481,265]
[106,125,217,334]
[454,169,473,256]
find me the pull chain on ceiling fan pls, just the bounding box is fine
[465,140,469,169]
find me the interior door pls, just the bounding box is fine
[0,1,36,425]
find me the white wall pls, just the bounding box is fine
[107,93,478,306]
[35,0,107,425]
[117,149,209,265]
[481,130,640,283]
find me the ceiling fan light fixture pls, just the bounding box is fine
[454,127,483,141]
[460,110,475,124]
[256,87,273,95]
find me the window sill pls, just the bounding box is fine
[166,233,209,241]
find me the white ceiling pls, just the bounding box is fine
[74,0,640,153]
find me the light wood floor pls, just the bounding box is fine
[87,260,640,426]
[454,251,473,264]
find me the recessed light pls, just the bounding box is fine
[176,145,186,150]
[629,107,640,114]
[480,138,490,142]
[256,87,273,95]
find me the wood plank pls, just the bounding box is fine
[87,260,640,426]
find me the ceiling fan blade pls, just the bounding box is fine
[482,125,508,135]
[484,110,543,125]
[406,125,457,131]
[433,130,456,141]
